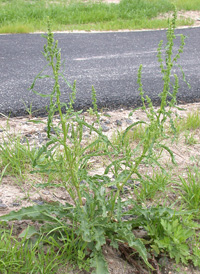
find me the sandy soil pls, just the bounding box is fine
[1,102,200,273]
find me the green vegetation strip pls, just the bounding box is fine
[0,0,200,33]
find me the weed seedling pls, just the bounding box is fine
[176,166,200,216]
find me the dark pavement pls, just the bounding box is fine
[0,27,200,117]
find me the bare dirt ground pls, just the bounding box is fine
[1,102,200,273]
[1,102,200,214]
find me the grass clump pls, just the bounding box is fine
[0,224,70,273]
[176,110,200,133]
[0,133,36,178]
[173,0,200,10]
[0,10,200,273]
[136,171,171,201]
[112,124,146,147]
[176,166,200,215]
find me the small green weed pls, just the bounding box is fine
[176,166,200,216]
[146,215,196,264]
[0,133,36,177]
[136,171,170,201]
[175,110,200,134]
[111,124,146,148]
[184,131,198,145]
[128,205,200,266]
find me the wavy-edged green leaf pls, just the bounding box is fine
[0,205,52,222]
[117,227,152,269]
[18,225,38,239]
[0,204,73,222]
[91,251,109,274]
[94,228,106,251]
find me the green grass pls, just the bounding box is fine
[0,225,66,273]
[173,0,200,10]
[176,166,200,215]
[0,0,199,33]
[175,110,200,134]
[0,133,36,177]
[136,172,171,201]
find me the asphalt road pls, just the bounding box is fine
[0,27,200,117]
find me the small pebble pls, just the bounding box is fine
[81,197,86,205]
[42,191,50,195]
[104,120,111,125]
[25,133,32,137]
[32,200,44,205]
[0,199,3,203]
[116,120,122,126]
[0,203,7,210]
[44,127,56,134]
[109,185,117,191]
[12,203,21,207]
[83,134,90,138]
[101,124,110,132]
[125,118,133,125]
[20,137,27,144]
[39,138,44,144]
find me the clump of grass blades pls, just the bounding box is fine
[0,133,36,178]
[135,171,170,202]
[111,124,146,148]
[0,224,71,273]
[176,166,200,216]
[175,110,200,134]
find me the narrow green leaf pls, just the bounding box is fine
[28,120,46,124]
[0,163,10,183]
[122,121,146,144]
[158,144,176,164]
